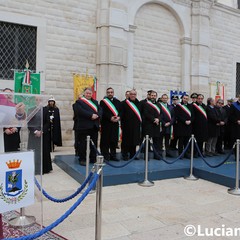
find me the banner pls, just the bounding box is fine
[73,72,97,101]
[210,81,225,102]
[14,70,41,112]
[170,90,187,104]
[0,151,35,213]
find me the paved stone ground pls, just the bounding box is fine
[25,147,240,240]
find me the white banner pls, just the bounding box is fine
[0,151,35,213]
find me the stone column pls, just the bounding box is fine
[191,0,213,96]
[96,0,128,100]
[181,37,192,92]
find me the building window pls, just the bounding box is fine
[236,63,240,97]
[0,21,37,80]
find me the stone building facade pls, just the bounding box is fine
[1,0,240,145]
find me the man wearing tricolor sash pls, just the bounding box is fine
[205,98,221,156]
[192,94,208,156]
[75,88,102,166]
[142,91,161,159]
[174,94,194,158]
[100,87,121,161]
[228,95,240,148]
[120,89,141,160]
[159,94,175,157]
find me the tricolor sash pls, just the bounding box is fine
[233,102,240,111]
[80,97,98,113]
[126,100,142,122]
[193,103,207,119]
[102,98,119,116]
[147,100,161,115]
[160,103,171,120]
[178,103,191,117]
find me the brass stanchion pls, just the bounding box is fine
[95,155,104,240]
[228,139,240,195]
[184,135,198,181]
[139,135,154,187]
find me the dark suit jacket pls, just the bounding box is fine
[75,98,102,130]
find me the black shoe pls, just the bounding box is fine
[194,153,199,158]
[205,152,213,157]
[122,155,129,161]
[80,161,86,166]
[134,157,140,160]
[90,159,96,163]
[111,157,120,162]
[165,153,171,158]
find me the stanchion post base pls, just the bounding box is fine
[8,215,36,227]
[138,180,154,187]
[184,175,199,181]
[228,188,240,195]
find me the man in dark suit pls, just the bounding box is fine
[159,94,175,157]
[169,95,179,150]
[141,91,161,159]
[174,94,194,158]
[74,88,102,166]
[228,95,240,148]
[205,98,221,156]
[120,89,141,160]
[192,94,208,156]
[100,87,121,161]
[223,98,233,149]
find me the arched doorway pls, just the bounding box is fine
[133,3,182,98]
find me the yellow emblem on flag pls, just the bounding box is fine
[73,71,95,102]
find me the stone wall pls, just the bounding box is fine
[209,4,240,99]
[1,0,240,146]
[0,0,98,146]
[133,3,182,99]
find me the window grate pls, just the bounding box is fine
[236,63,240,97]
[0,21,37,80]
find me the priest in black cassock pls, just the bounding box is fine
[100,87,121,161]
[44,97,62,152]
[120,89,141,160]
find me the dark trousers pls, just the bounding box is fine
[216,133,224,153]
[170,136,178,150]
[74,129,78,155]
[159,132,170,151]
[100,142,117,160]
[77,128,98,163]
[121,144,136,159]
[178,136,190,155]
[100,124,118,160]
[152,136,161,157]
